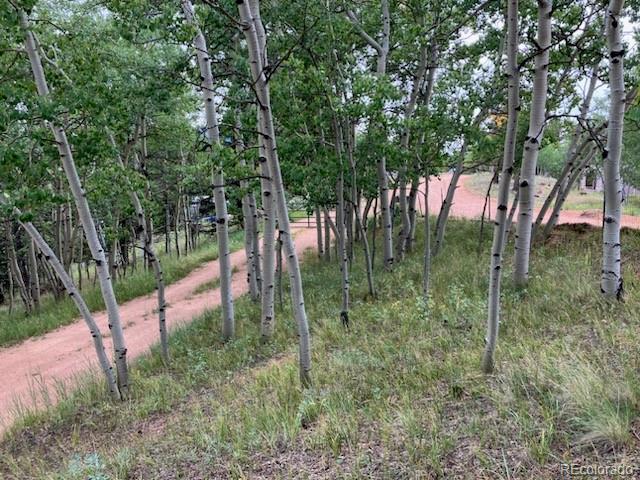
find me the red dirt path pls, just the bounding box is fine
[2,174,639,435]
[422,173,640,229]
[0,224,321,434]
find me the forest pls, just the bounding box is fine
[1,0,640,478]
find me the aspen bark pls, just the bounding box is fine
[432,36,503,255]
[26,221,120,399]
[276,229,284,311]
[259,136,277,338]
[544,146,598,234]
[236,117,260,302]
[601,0,626,298]
[433,139,470,256]
[174,197,181,258]
[181,0,235,338]
[345,202,354,262]
[334,120,350,327]
[242,188,259,304]
[28,238,41,310]
[111,134,169,363]
[7,257,14,315]
[249,191,262,293]
[542,143,598,239]
[238,0,312,385]
[512,0,552,286]
[505,172,520,240]
[315,206,323,257]
[406,177,420,252]
[533,67,599,234]
[346,120,375,298]
[482,0,520,374]
[324,208,331,262]
[337,170,350,327]
[0,197,120,399]
[397,41,434,259]
[423,170,431,301]
[5,220,32,314]
[245,0,276,339]
[348,0,393,270]
[164,194,171,255]
[20,11,129,393]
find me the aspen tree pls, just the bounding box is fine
[237,0,312,385]
[512,0,553,286]
[19,9,129,394]
[110,134,169,362]
[181,0,235,338]
[346,0,393,270]
[601,0,626,298]
[248,0,276,340]
[0,195,120,399]
[482,0,520,374]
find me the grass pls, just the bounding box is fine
[2,219,640,478]
[191,266,240,295]
[465,171,640,216]
[0,230,245,347]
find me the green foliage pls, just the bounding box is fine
[1,0,640,476]
[537,142,567,178]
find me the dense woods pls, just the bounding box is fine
[1,0,640,477]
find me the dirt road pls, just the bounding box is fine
[2,173,638,434]
[0,224,322,433]
[423,173,640,229]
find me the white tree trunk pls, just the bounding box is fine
[346,123,375,298]
[181,0,235,338]
[337,170,350,327]
[236,117,260,302]
[28,238,41,310]
[249,192,262,293]
[20,11,129,395]
[376,1,393,268]
[534,67,599,234]
[111,134,169,363]
[333,118,351,326]
[377,158,393,270]
[241,186,259,301]
[2,201,120,399]
[258,137,277,339]
[238,0,312,385]
[482,0,520,374]
[397,41,434,259]
[544,146,598,234]
[315,206,323,257]
[324,208,332,262]
[29,225,119,398]
[348,0,392,270]
[248,0,276,340]
[5,220,33,314]
[423,171,431,301]
[512,0,552,286]
[406,178,420,252]
[433,137,471,256]
[601,0,626,298]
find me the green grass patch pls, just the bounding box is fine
[0,230,245,347]
[2,219,640,478]
[191,266,240,295]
